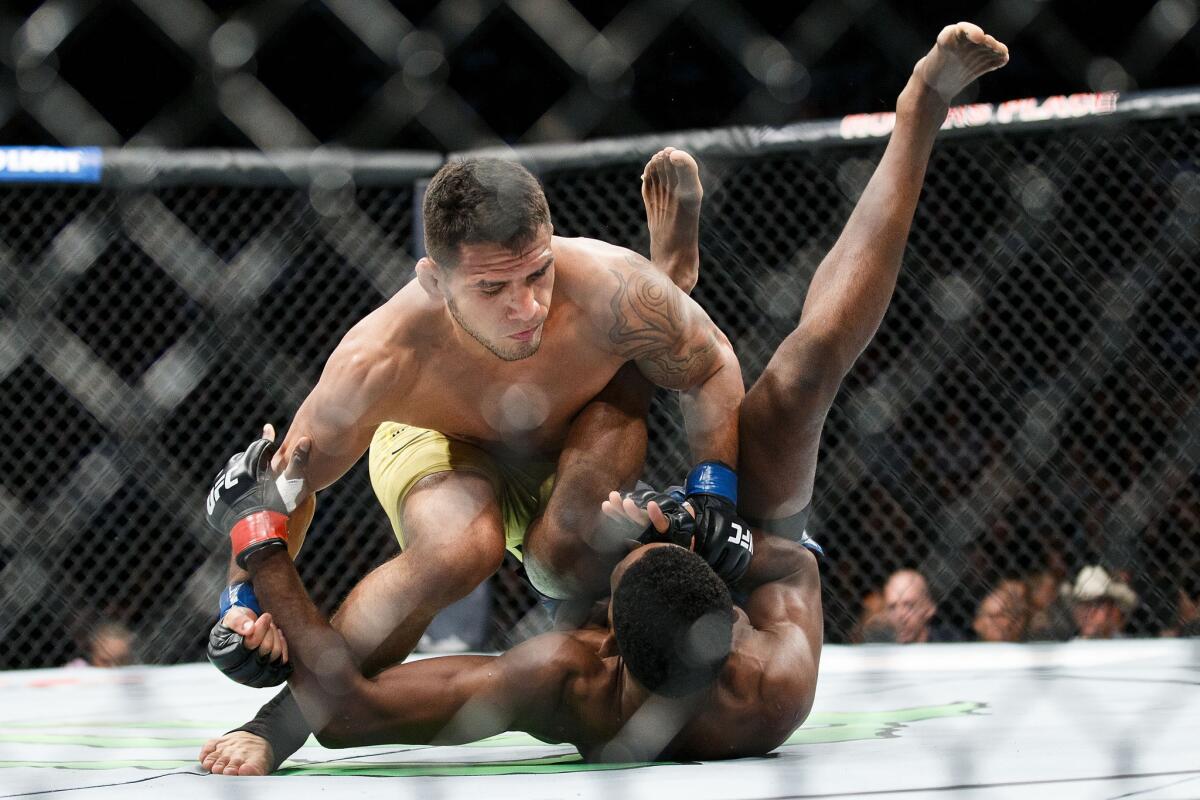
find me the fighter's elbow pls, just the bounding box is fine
[313,698,376,749]
[313,719,355,750]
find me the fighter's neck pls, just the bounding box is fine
[614,662,651,723]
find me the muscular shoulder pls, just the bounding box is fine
[501,632,608,738]
[718,621,817,739]
[551,236,655,316]
[320,282,434,401]
[553,236,690,346]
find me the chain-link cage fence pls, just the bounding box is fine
[529,92,1200,647]
[1,89,1198,669]
[1,1,1195,153]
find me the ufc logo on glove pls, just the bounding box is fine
[728,522,753,552]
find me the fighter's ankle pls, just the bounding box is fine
[897,77,948,122]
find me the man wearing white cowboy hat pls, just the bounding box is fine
[1064,565,1139,639]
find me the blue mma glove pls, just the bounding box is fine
[685,461,754,584]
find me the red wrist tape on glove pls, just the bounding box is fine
[231,511,289,567]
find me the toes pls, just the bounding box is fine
[955,21,985,43]
[239,762,266,777]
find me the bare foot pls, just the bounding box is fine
[642,146,702,292]
[199,730,275,776]
[912,22,1009,105]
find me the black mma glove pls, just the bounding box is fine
[205,437,296,568]
[204,437,301,686]
[685,461,754,584]
[208,612,292,688]
[623,487,696,548]
[208,583,289,686]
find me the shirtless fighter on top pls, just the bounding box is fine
[202,129,751,769]
[201,23,1008,772]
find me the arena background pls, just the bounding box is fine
[0,0,1198,669]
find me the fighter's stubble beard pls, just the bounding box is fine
[445,294,544,362]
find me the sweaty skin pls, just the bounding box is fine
[200,23,1009,774]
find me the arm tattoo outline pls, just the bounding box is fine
[607,258,718,389]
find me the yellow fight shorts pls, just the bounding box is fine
[368,422,555,559]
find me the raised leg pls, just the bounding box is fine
[738,23,1008,521]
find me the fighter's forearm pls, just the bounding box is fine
[243,548,368,737]
[679,338,743,466]
[245,548,537,749]
[225,493,316,583]
[794,84,947,381]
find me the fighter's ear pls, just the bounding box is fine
[415,257,444,299]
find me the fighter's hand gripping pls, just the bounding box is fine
[205,425,308,687]
[205,428,306,568]
[603,486,709,560]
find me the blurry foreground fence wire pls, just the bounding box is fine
[1,88,1198,668]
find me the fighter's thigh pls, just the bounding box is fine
[738,333,838,520]
[400,471,507,585]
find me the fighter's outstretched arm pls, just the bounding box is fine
[224,334,403,585]
[240,544,582,749]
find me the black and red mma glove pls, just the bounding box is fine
[205,438,292,568]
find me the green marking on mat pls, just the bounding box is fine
[786,701,986,745]
[0,702,984,774]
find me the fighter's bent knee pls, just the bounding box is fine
[411,529,507,605]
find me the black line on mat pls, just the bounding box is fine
[0,770,197,798]
[756,768,1200,799]
[1105,774,1200,800]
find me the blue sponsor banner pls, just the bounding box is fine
[0,147,101,183]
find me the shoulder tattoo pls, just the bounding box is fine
[607,258,717,389]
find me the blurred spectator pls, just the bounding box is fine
[1063,566,1138,639]
[1025,561,1074,641]
[883,569,963,643]
[1162,586,1199,638]
[65,622,137,668]
[853,589,895,643]
[973,579,1030,642]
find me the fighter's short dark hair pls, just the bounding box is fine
[423,159,550,266]
[612,545,734,698]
